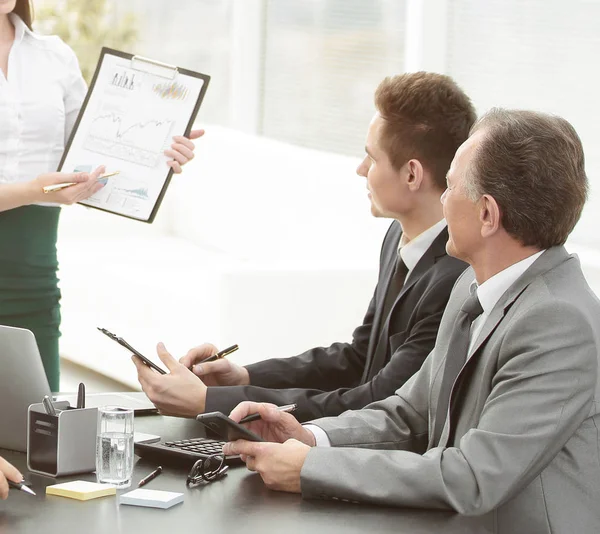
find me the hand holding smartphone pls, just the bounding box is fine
[97,327,166,375]
[196,412,265,442]
[196,405,296,442]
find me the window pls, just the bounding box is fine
[260,0,406,156]
[113,0,235,126]
[445,0,600,245]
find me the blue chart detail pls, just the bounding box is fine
[119,187,149,200]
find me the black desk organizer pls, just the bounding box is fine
[27,401,98,477]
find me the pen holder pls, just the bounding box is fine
[27,402,98,477]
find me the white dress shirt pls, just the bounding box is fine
[0,14,86,204]
[399,218,448,281]
[309,248,546,447]
[307,218,448,447]
[468,249,544,354]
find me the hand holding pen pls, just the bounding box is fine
[34,166,109,205]
[225,402,313,448]
[42,170,119,194]
[201,344,239,363]
[8,480,36,496]
[239,404,296,424]
[0,456,35,499]
[180,343,249,387]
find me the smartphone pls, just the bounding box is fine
[97,327,166,375]
[125,345,167,375]
[196,412,265,442]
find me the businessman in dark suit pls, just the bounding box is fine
[134,72,474,421]
[223,110,600,533]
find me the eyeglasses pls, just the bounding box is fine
[186,454,229,486]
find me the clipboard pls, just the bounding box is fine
[57,47,210,223]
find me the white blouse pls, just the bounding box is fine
[0,14,86,203]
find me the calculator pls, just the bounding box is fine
[134,437,243,466]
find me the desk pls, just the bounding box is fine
[0,415,492,534]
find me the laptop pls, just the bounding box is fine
[0,325,157,452]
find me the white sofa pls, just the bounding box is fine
[56,125,600,390]
[57,125,390,389]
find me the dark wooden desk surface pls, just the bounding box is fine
[0,415,492,534]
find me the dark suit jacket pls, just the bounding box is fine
[205,221,467,421]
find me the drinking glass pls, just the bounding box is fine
[96,406,134,488]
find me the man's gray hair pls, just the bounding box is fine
[463,108,587,249]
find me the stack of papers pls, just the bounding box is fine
[119,488,184,509]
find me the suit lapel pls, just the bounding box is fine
[397,228,450,302]
[467,247,571,360]
[436,246,572,447]
[363,227,450,383]
[367,223,403,360]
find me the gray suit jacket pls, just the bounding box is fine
[301,247,600,534]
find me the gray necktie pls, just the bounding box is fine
[433,291,483,445]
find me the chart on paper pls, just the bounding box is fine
[58,49,209,221]
[103,175,150,215]
[84,109,175,167]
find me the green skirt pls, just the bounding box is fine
[0,205,61,391]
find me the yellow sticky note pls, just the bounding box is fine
[46,480,117,501]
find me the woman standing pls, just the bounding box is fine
[0,0,201,390]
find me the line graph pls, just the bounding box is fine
[115,186,149,200]
[83,111,175,167]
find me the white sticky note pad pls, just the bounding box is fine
[119,488,184,509]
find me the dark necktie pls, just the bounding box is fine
[381,254,409,322]
[433,291,483,445]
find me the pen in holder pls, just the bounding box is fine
[27,401,98,477]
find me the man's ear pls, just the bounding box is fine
[480,194,501,238]
[406,159,425,191]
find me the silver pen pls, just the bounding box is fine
[8,480,36,496]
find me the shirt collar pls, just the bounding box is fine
[399,219,447,272]
[471,250,545,315]
[9,13,30,46]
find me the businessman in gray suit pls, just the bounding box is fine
[223,109,600,533]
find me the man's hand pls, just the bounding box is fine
[222,439,310,493]
[133,342,207,417]
[226,402,316,446]
[179,343,250,386]
[165,129,204,174]
[0,456,23,500]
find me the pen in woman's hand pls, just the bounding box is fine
[42,171,120,194]
[8,480,36,496]
[239,404,297,424]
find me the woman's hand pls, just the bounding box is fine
[0,456,23,500]
[32,165,107,204]
[165,129,205,173]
